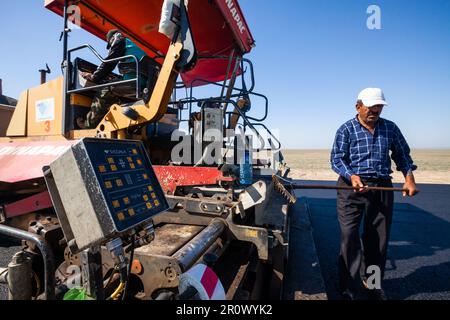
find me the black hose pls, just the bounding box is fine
[122,234,135,300]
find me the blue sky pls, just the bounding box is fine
[0,1,449,149]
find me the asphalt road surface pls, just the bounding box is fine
[297,180,450,300]
[1,181,449,300]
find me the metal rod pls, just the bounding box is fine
[220,50,235,100]
[67,79,137,94]
[61,0,69,135]
[0,224,56,300]
[290,184,408,192]
[172,219,226,272]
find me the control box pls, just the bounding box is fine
[202,107,224,141]
[44,138,168,253]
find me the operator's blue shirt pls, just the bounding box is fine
[331,116,417,180]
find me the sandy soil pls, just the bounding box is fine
[283,149,450,184]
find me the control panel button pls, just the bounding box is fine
[117,212,125,221]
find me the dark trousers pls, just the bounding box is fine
[337,176,394,294]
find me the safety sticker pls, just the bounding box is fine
[36,98,55,122]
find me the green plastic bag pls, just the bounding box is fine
[63,288,92,300]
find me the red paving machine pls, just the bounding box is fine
[0,0,291,300]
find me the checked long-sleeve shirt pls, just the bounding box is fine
[331,116,417,180]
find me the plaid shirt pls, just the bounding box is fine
[331,116,417,180]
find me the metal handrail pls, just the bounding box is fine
[0,224,56,300]
[67,44,140,98]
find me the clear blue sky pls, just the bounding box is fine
[1,1,449,149]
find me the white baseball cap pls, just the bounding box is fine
[357,88,388,107]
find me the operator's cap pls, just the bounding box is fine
[106,29,120,49]
[357,88,388,107]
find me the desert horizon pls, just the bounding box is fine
[282,149,450,184]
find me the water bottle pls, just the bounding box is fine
[239,147,253,186]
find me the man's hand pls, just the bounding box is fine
[81,72,94,82]
[403,173,419,197]
[350,175,368,193]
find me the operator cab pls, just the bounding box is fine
[68,51,161,131]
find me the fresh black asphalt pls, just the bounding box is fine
[295,180,450,300]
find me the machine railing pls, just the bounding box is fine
[66,44,140,98]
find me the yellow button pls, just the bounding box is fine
[110,164,117,172]
[154,200,160,207]
[129,163,135,169]
[128,208,135,216]
[117,212,125,221]
[137,159,143,166]
[143,173,148,180]
[99,165,106,173]
[143,195,149,201]
[147,185,153,192]
[105,181,113,189]
[123,197,130,205]
[146,202,152,209]
[116,179,123,187]
[151,193,157,199]
[108,157,115,164]
[132,149,138,155]
[127,157,133,162]
[112,200,120,208]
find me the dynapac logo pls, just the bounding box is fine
[224,0,246,34]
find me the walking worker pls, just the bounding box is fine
[330,87,419,300]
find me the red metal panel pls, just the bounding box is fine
[0,140,76,183]
[0,141,233,194]
[214,0,255,53]
[4,191,53,218]
[153,166,234,194]
[44,0,254,86]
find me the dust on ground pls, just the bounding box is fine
[283,149,450,184]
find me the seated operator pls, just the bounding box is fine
[76,29,150,129]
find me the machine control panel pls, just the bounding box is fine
[84,139,167,232]
[44,138,168,253]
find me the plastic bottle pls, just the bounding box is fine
[239,144,253,186]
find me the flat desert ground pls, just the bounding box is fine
[283,149,450,184]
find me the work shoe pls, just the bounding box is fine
[362,279,387,300]
[340,290,356,301]
[368,288,387,300]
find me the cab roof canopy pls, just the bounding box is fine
[45,0,255,86]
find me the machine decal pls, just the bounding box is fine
[0,141,75,183]
[35,98,55,122]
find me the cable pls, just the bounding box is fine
[122,234,135,300]
[32,271,41,300]
[110,281,125,300]
[104,269,118,289]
